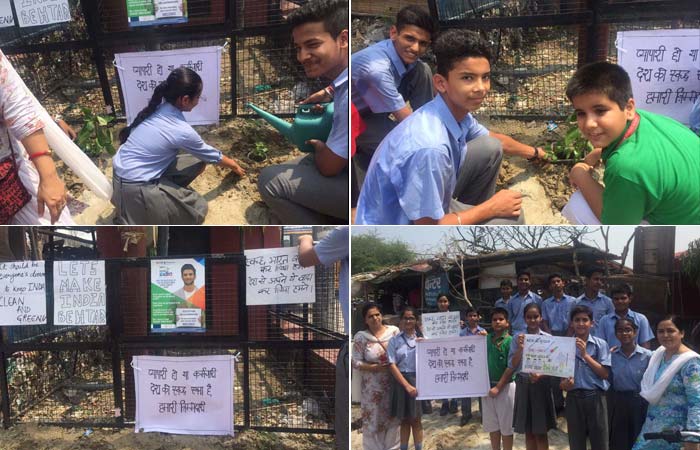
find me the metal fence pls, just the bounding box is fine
[0,254,344,434]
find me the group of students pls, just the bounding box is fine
[351,6,700,225]
[352,269,700,450]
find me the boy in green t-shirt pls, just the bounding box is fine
[565,62,700,224]
[482,307,516,450]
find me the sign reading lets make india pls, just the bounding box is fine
[53,260,106,326]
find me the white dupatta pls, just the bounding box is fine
[640,346,700,405]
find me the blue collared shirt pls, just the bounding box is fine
[351,39,415,113]
[610,345,652,392]
[507,329,551,374]
[541,294,577,333]
[326,68,349,159]
[595,309,654,349]
[113,102,222,182]
[355,94,488,224]
[387,331,417,373]
[572,334,611,391]
[460,324,486,336]
[507,291,544,334]
[494,297,510,310]
[576,293,614,333]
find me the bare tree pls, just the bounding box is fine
[441,226,598,254]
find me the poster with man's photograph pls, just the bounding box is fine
[150,258,206,333]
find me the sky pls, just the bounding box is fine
[352,226,700,267]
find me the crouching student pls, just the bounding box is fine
[482,307,516,450]
[560,305,611,450]
[564,61,700,224]
[609,318,652,450]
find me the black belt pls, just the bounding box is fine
[611,390,641,398]
[568,389,603,398]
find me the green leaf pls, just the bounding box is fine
[96,115,113,126]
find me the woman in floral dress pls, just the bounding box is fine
[352,302,400,450]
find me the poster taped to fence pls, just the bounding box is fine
[126,0,188,27]
[114,46,220,125]
[133,355,234,435]
[617,29,700,124]
[416,336,489,400]
[244,247,315,306]
[521,334,576,378]
[0,261,46,325]
[0,1,14,28]
[422,311,461,339]
[150,258,206,333]
[53,260,106,326]
[13,0,71,27]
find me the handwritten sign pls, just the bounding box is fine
[244,247,315,306]
[422,311,461,339]
[522,334,576,378]
[53,260,106,326]
[0,0,14,28]
[618,29,700,124]
[424,272,449,309]
[416,336,489,400]
[134,355,234,435]
[150,258,206,333]
[127,0,188,27]
[115,46,221,125]
[0,261,46,326]
[13,0,70,27]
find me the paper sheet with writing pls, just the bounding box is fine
[416,336,489,400]
[421,312,461,339]
[0,0,14,28]
[522,334,576,378]
[14,0,70,27]
[134,355,234,436]
[245,247,315,305]
[115,46,221,125]
[53,261,106,326]
[617,29,700,124]
[0,261,46,326]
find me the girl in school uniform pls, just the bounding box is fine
[508,302,557,450]
[112,67,245,225]
[387,306,424,450]
[609,318,652,450]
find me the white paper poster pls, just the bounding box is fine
[115,46,221,125]
[0,261,46,325]
[245,247,315,306]
[133,355,234,436]
[53,260,106,326]
[421,311,461,339]
[416,336,489,400]
[13,0,70,27]
[522,334,576,378]
[617,29,700,124]
[0,0,14,27]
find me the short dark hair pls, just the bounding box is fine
[437,293,450,302]
[433,29,492,77]
[566,62,633,110]
[492,307,509,320]
[287,0,348,39]
[610,283,633,297]
[500,279,513,288]
[523,302,541,317]
[465,306,478,316]
[615,317,638,332]
[657,314,684,334]
[181,263,196,275]
[517,270,531,280]
[396,5,437,38]
[585,267,605,279]
[548,273,563,284]
[570,304,593,321]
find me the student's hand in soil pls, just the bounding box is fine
[486,189,522,218]
[560,377,575,391]
[583,148,603,167]
[568,162,593,189]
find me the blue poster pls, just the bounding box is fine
[424,272,449,308]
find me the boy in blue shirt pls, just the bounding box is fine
[494,279,513,310]
[575,267,613,334]
[507,271,543,334]
[595,283,653,350]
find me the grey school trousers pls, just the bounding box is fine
[565,390,609,450]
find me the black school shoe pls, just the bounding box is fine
[460,413,473,426]
[421,400,433,414]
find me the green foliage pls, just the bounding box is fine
[248,141,269,161]
[351,233,415,274]
[75,107,115,157]
[681,238,700,285]
[544,113,594,162]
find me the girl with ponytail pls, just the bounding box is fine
[112,67,245,224]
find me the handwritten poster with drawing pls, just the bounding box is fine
[522,334,575,378]
[416,336,489,400]
[115,46,221,125]
[13,0,70,27]
[133,355,234,436]
[422,311,461,339]
[0,261,46,326]
[53,261,106,326]
[150,258,206,333]
[0,0,14,28]
[617,29,700,124]
[244,247,315,306]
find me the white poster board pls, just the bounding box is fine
[522,334,576,378]
[134,355,234,436]
[53,261,106,326]
[0,261,46,325]
[617,29,700,124]
[479,263,516,289]
[416,336,489,400]
[0,0,14,27]
[421,311,461,339]
[114,46,221,125]
[244,247,315,306]
[13,0,70,27]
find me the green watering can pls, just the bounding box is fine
[247,102,334,153]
